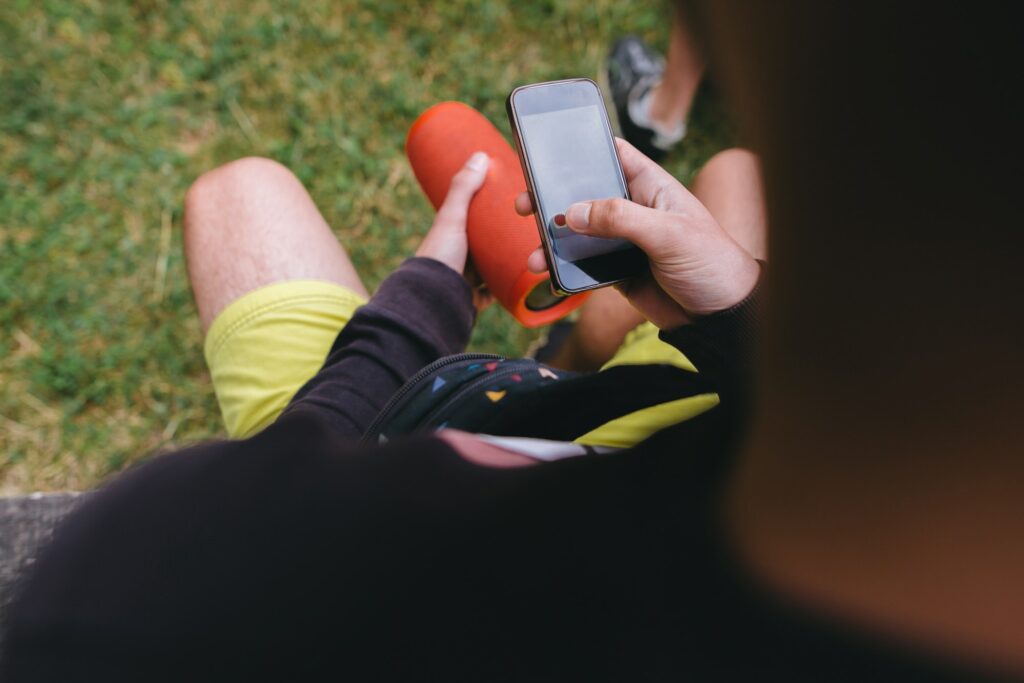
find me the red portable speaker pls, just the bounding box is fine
[405,101,590,327]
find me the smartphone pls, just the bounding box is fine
[507,78,647,297]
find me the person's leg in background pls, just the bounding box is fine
[648,9,705,140]
[607,8,705,161]
[184,157,369,438]
[549,147,766,372]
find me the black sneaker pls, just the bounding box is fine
[605,36,686,162]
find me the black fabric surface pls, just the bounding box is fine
[0,259,1003,681]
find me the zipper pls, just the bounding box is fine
[412,364,528,434]
[361,352,501,444]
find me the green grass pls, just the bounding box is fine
[0,0,733,492]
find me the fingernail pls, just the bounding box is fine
[566,202,591,230]
[467,151,489,171]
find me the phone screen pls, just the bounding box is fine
[519,105,633,263]
[511,80,645,293]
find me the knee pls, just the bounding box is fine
[699,148,759,179]
[691,148,761,204]
[184,157,295,225]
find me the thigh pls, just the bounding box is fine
[184,156,369,332]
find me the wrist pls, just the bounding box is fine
[414,252,464,277]
[724,253,762,310]
[687,252,762,318]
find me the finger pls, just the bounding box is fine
[434,152,490,227]
[613,137,690,210]
[564,198,674,255]
[526,247,547,274]
[514,191,534,216]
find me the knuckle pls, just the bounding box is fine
[602,198,630,226]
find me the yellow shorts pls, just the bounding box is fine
[204,280,368,439]
[205,281,717,444]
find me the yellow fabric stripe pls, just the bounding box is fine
[574,321,715,448]
[574,393,720,448]
[599,321,697,373]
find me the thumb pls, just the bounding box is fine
[564,198,672,255]
[434,152,490,228]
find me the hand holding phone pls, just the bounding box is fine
[507,79,648,295]
[515,136,761,329]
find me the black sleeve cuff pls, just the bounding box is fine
[349,256,476,358]
[658,277,762,403]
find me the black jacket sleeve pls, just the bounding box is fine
[658,284,761,414]
[280,257,476,438]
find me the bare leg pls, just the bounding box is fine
[545,287,646,371]
[184,156,368,333]
[648,10,706,132]
[691,148,768,260]
[550,148,767,371]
